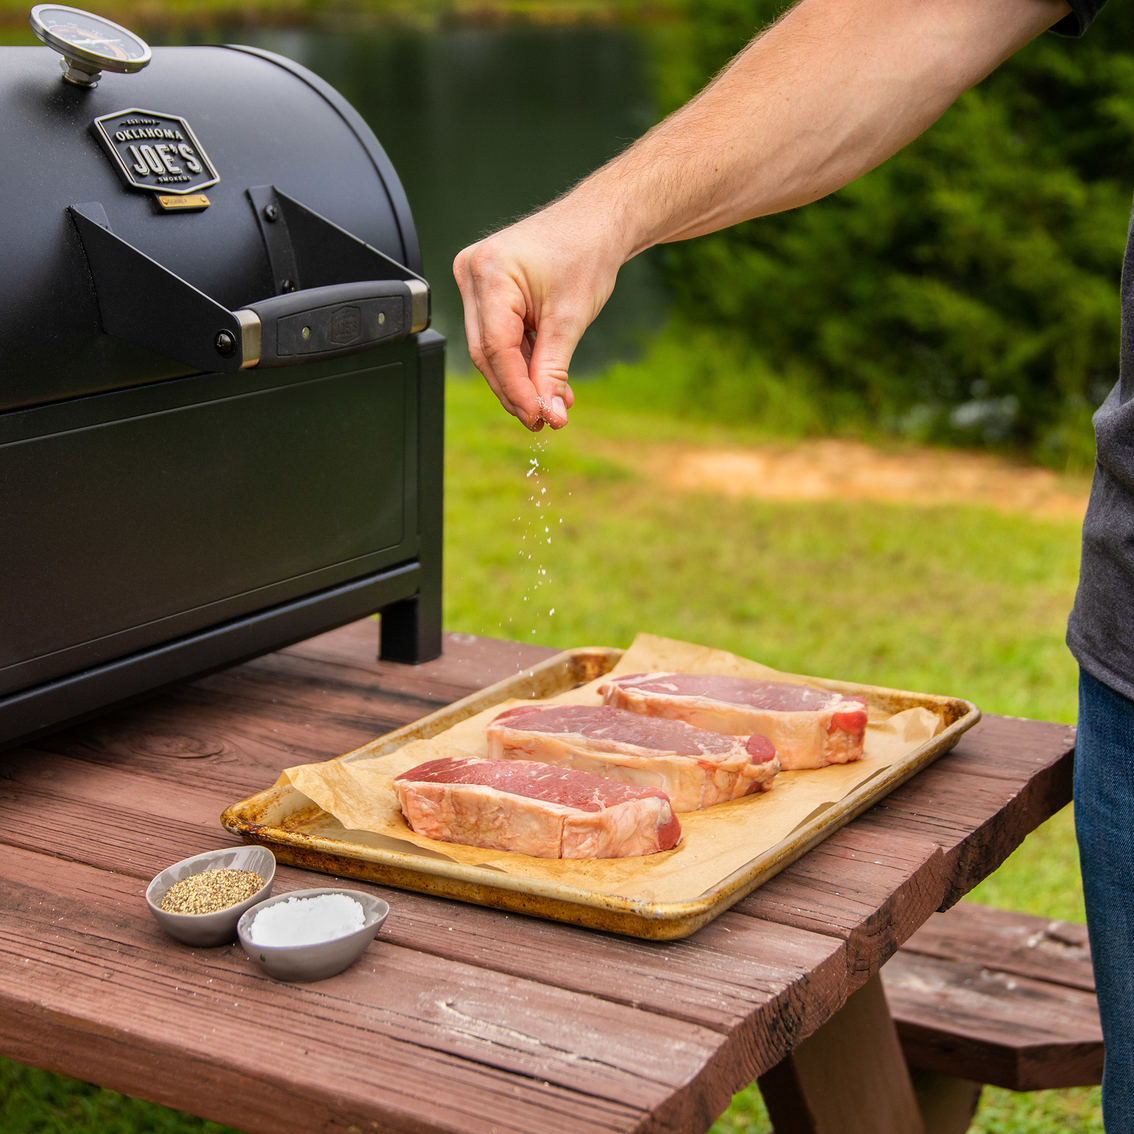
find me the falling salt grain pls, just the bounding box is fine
[249,893,365,947]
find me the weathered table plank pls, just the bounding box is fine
[0,850,647,1134]
[898,901,1093,993]
[854,716,1075,910]
[0,626,1077,1134]
[375,894,845,1038]
[0,750,849,1049]
[883,952,1102,1091]
[0,773,847,1130]
[25,626,556,796]
[734,828,948,989]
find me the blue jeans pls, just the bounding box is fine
[1077,668,1134,1132]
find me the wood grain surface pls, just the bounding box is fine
[883,951,1102,1091]
[0,623,1076,1134]
[883,901,1101,1093]
[899,901,1094,993]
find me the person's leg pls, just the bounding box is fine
[1076,668,1134,1131]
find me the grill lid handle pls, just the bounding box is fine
[235,280,429,369]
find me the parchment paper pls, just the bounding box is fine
[274,634,943,904]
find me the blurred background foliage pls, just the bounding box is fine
[640,0,1134,470]
[0,0,684,32]
[3,0,1131,469]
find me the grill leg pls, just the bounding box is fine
[379,594,440,663]
[379,329,444,665]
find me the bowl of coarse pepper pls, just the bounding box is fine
[146,846,276,947]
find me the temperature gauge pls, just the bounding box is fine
[29,4,151,87]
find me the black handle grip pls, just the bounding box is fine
[240,280,423,367]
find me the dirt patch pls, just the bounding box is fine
[645,439,1090,520]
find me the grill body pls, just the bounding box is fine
[0,43,443,748]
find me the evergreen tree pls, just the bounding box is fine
[654,0,1134,466]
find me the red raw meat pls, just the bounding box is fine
[599,673,868,770]
[394,755,681,858]
[485,704,778,812]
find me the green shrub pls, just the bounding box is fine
[647,0,1134,468]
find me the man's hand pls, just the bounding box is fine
[454,196,628,431]
[456,0,1070,431]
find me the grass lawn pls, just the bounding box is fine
[443,376,1093,1134]
[0,375,1093,1132]
[446,379,1082,726]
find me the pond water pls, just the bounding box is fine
[173,24,668,373]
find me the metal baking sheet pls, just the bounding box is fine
[221,647,979,939]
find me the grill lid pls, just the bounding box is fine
[1,19,427,410]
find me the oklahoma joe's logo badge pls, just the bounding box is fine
[91,108,219,194]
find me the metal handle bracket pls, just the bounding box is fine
[68,192,430,373]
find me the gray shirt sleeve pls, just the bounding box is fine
[1051,0,1108,37]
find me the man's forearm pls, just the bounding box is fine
[555,0,1070,262]
[454,0,1070,431]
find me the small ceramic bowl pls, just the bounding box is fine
[146,845,275,947]
[237,888,389,982]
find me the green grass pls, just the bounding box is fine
[0,374,1094,1132]
[445,377,1082,724]
[710,1080,1104,1134]
[442,375,1096,1133]
[0,1061,240,1134]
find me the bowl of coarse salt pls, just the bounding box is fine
[237,888,389,982]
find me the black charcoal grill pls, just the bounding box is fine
[0,6,444,749]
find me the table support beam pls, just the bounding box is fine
[758,973,926,1134]
[907,1070,983,1134]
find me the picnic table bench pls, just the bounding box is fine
[879,901,1102,1134]
[0,621,1081,1134]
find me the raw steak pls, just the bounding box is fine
[599,673,867,769]
[485,704,779,812]
[394,756,680,858]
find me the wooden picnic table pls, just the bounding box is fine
[0,622,1075,1134]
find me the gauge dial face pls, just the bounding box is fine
[30,5,151,71]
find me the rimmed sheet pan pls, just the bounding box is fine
[222,641,978,939]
